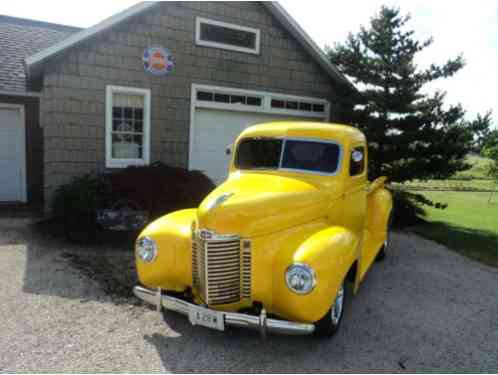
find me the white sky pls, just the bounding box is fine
[1,1,496,126]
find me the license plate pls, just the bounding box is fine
[188,305,225,331]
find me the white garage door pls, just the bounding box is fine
[189,85,330,184]
[190,108,318,184]
[0,105,26,202]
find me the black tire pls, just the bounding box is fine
[314,282,349,338]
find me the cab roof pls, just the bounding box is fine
[238,122,366,145]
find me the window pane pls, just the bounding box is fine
[134,107,143,120]
[214,93,230,103]
[313,103,325,113]
[134,120,143,133]
[124,107,133,119]
[299,102,312,111]
[113,107,122,118]
[113,120,133,132]
[113,93,144,108]
[286,101,298,110]
[134,135,143,158]
[235,139,283,170]
[112,133,142,159]
[246,96,262,106]
[200,22,256,49]
[271,99,285,109]
[282,140,340,173]
[231,95,246,104]
[197,91,214,101]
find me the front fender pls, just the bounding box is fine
[271,226,358,323]
[136,209,196,291]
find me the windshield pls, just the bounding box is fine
[235,138,341,174]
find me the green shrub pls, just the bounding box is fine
[51,163,215,243]
[52,174,109,243]
[106,162,215,220]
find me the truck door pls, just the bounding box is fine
[342,144,369,275]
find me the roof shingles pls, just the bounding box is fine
[0,15,80,93]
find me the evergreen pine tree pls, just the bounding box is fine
[327,6,488,183]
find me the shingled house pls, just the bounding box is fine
[0,2,356,210]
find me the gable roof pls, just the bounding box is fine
[25,2,156,81]
[25,2,356,93]
[0,15,80,93]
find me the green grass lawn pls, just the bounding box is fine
[412,191,498,266]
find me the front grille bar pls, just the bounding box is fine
[192,230,251,305]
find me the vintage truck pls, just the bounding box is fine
[133,122,393,337]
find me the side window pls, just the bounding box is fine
[105,85,151,168]
[349,146,365,176]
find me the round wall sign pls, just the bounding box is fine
[142,46,174,76]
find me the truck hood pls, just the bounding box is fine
[197,172,340,237]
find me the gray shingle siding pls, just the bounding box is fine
[39,2,348,207]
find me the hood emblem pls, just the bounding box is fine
[199,229,213,240]
[206,192,234,211]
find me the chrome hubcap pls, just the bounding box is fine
[331,284,344,325]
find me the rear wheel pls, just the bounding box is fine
[314,282,347,337]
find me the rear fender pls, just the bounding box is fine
[366,185,393,238]
[366,177,393,231]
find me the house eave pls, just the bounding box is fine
[24,1,357,94]
[25,2,158,81]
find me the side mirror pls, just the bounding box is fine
[225,144,233,155]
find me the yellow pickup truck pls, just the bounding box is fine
[133,122,393,337]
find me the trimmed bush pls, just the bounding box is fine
[51,163,215,243]
[106,162,215,220]
[52,174,109,243]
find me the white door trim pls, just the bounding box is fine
[188,83,331,170]
[0,103,27,202]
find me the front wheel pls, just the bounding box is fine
[314,282,346,337]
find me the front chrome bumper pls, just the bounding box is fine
[133,286,315,336]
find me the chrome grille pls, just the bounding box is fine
[191,230,251,305]
[241,240,251,299]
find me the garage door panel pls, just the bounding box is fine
[191,108,317,184]
[0,131,20,160]
[0,107,25,202]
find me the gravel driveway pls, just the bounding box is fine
[1,221,497,372]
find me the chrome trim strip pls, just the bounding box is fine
[197,229,240,242]
[133,286,315,336]
[203,238,209,303]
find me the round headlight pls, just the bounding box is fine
[285,264,316,294]
[136,236,157,263]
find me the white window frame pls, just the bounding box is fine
[195,17,261,55]
[105,85,151,168]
